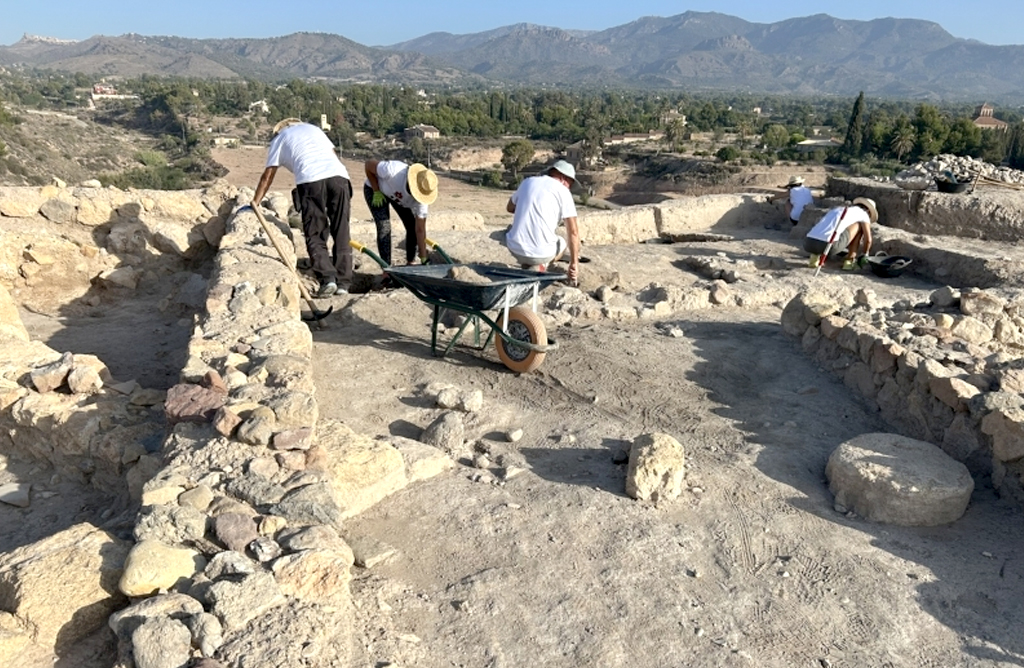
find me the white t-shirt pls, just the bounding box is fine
[788,186,814,221]
[364,160,428,218]
[506,175,578,258]
[807,205,871,242]
[265,123,349,185]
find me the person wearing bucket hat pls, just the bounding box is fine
[766,175,815,229]
[503,160,581,286]
[253,118,353,298]
[363,159,438,267]
[804,197,877,270]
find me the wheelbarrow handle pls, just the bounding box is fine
[425,238,454,264]
[349,240,390,269]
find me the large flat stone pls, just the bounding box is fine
[826,433,974,526]
[320,419,408,518]
[0,524,129,650]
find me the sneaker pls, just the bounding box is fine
[807,254,821,268]
[316,281,337,298]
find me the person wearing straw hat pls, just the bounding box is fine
[804,197,877,270]
[253,118,353,298]
[504,160,581,286]
[363,160,438,267]
[770,175,815,227]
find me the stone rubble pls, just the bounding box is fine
[896,154,1024,186]
[782,287,1024,504]
[0,185,460,665]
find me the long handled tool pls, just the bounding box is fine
[814,206,849,277]
[246,205,332,328]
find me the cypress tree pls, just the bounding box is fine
[842,92,865,160]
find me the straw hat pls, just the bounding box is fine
[550,159,576,182]
[853,197,878,223]
[272,118,302,136]
[407,163,438,205]
[786,175,805,187]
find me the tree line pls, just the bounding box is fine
[2,69,1024,183]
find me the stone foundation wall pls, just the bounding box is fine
[103,202,451,667]
[782,291,1024,507]
[827,176,1024,243]
[0,186,452,665]
[577,194,778,244]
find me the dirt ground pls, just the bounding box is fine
[3,149,1023,667]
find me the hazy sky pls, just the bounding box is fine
[3,0,1022,48]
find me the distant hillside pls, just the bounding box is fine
[3,12,1024,100]
[386,11,1024,100]
[0,32,474,85]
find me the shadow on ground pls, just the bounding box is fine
[683,318,1024,665]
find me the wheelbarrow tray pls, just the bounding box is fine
[385,264,564,311]
[384,263,564,366]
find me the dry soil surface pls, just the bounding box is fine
[3,152,1023,668]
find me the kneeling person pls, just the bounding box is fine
[804,197,877,270]
[505,160,581,286]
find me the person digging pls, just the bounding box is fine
[804,197,877,271]
[253,118,353,298]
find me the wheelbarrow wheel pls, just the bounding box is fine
[495,306,547,373]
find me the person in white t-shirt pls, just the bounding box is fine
[505,160,581,286]
[253,118,352,297]
[770,175,815,229]
[363,160,438,267]
[804,197,877,270]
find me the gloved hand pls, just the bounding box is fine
[371,191,386,208]
[418,255,430,265]
[238,204,253,213]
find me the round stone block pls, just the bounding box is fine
[825,433,974,526]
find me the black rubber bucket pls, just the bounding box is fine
[866,253,912,278]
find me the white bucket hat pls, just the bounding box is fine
[550,160,576,182]
[407,163,438,205]
[853,197,878,223]
[786,176,805,187]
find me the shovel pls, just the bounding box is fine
[246,205,333,328]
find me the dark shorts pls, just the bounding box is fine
[804,227,852,257]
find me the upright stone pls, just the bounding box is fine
[625,432,686,502]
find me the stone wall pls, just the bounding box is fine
[827,176,1024,243]
[102,202,451,667]
[577,194,777,245]
[782,290,1024,507]
[0,186,453,665]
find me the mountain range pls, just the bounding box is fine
[3,12,1024,101]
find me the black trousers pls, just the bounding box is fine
[296,176,352,288]
[363,183,417,266]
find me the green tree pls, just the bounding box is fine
[912,104,950,159]
[665,119,687,149]
[943,118,982,156]
[762,124,790,150]
[842,92,866,159]
[716,146,739,162]
[501,139,535,180]
[890,118,916,162]
[1007,123,1024,169]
